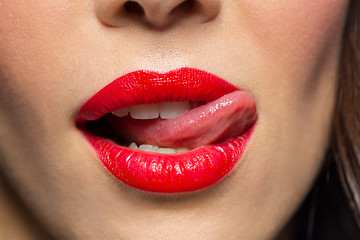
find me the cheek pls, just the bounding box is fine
[246,0,348,88]
[0,1,91,138]
[252,0,348,136]
[0,1,62,101]
[250,2,348,162]
[0,1,91,173]
[225,0,349,123]
[245,0,347,51]
[0,0,85,104]
[221,0,348,233]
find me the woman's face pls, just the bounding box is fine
[0,0,349,239]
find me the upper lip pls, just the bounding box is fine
[76,67,239,122]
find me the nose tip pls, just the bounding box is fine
[95,0,220,28]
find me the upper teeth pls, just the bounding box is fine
[128,142,188,154]
[111,101,191,119]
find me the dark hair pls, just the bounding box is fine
[334,0,360,228]
[292,1,360,239]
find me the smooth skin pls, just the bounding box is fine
[0,0,349,239]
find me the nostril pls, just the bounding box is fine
[124,1,145,16]
[170,0,196,15]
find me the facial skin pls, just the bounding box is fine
[0,0,349,239]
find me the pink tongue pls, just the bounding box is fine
[107,91,257,149]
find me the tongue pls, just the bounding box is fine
[107,90,257,149]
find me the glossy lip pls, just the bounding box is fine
[76,67,257,193]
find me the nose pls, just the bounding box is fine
[95,0,221,28]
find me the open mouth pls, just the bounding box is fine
[84,100,206,153]
[76,68,257,193]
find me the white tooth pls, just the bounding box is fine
[130,104,159,119]
[128,142,138,150]
[112,107,130,117]
[159,101,190,119]
[160,101,191,119]
[139,144,158,153]
[135,144,189,154]
[157,148,176,154]
[176,148,189,153]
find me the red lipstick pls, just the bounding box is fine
[77,68,257,193]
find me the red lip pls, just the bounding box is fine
[76,68,257,193]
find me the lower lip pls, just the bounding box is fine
[83,124,256,193]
